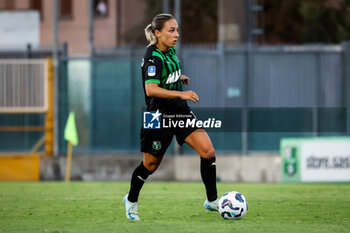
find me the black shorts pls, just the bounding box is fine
[140,111,198,157]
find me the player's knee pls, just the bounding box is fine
[144,161,160,173]
[203,147,215,159]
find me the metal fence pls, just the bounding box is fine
[182,44,348,108]
[56,42,350,155]
[0,45,61,153]
[0,43,348,154]
[180,43,350,153]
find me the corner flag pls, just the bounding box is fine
[64,112,79,146]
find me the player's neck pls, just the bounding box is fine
[155,42,169,52]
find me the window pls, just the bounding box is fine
[30,0,42,20]
[94,0,108,17]
[60,0,72,18]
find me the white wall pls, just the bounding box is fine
[40,154,281,182]
[0,11,39,47]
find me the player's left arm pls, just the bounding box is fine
[180,75,190,85]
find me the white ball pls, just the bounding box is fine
[218,191,248,220]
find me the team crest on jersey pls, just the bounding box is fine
[148,66,156,76]
[152,141,161,150]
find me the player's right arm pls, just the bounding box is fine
[143,56,199,103]
[145,83,199,103]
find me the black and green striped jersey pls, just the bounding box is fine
[141,45,190,113]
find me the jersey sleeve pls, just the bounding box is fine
[143,56,163,85]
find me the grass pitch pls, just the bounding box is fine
[0,182,349,233]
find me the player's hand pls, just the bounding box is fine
[180,75,190,85]
[180,90,199,103]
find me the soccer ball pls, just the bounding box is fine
[218,191,248,220]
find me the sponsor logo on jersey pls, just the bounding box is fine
[148,66,156,77]
[166,69,181,84]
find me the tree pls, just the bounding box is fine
[262,0,350,44]
[181,0,218,44]
[262,0,304,44]
[124,0,218,46]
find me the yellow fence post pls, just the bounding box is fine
[45,58,54,157]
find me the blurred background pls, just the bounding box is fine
[0,0,349,182]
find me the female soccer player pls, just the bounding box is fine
[123,13,218,221]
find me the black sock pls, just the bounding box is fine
[200,157,218,202]
[128,162,152,203]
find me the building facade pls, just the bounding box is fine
[0,0,146,55]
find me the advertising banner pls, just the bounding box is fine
[281,137,350,182]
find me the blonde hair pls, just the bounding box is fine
[145,13,175,46]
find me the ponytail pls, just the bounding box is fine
[145,24,157,46]
[145,13,175,46]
